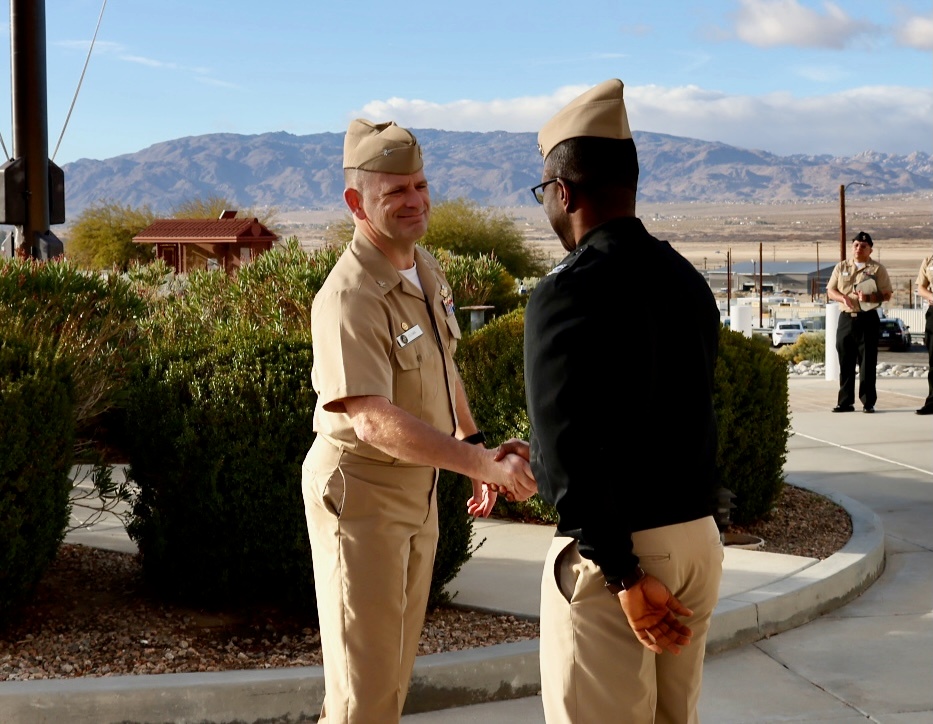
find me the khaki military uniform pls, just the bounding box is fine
[827,258,893,409]
[302,229,461,724]
[916,254,933,409]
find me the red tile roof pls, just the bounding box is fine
[133,218,278,244]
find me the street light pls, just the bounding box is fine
[839,182,869,260]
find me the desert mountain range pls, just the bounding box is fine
[61,129,932,215]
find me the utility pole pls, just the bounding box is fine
[758,241,763,327]
[839,182,868,263]
[0,0,65,258]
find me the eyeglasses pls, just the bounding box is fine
[530,178,560,204]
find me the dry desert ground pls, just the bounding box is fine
[279,193,931,304]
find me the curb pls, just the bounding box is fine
[0,488,885,724]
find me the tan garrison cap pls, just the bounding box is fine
[537,79,633,158]
[343,119,423,174]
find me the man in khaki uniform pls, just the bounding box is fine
[302,119,535,724]
[826,231,893,413]
[915,252,933,415]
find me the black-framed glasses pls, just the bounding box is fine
[530,178,560,204]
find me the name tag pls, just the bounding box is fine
[396,324,424,348]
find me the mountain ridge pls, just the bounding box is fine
[61,129,932,215]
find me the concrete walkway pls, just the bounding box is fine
[1,375,930,722]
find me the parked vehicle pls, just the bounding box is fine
[772,320,805,347]
[878,317,912,351]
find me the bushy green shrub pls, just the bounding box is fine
[777,331,825,364]
[430,470,476,607]
[458,311,789,527]
[0,258,146,446]
[715,329,789,523]
[456,309,557,524]
[135,239,338,345]
[0,329,74,617]
[124,330,318,608]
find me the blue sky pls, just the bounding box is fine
[3,0,930,165]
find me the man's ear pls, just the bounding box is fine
[558,178,575,213]
[344,188,366,219]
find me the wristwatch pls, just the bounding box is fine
[605,566,646,595]
[461,431,487,446]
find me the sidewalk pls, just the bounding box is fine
[1,375,929,723]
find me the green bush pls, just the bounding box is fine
[135,239,338,345]
[777,331,825,364]
[0,258,146,448]
[456,309,556,524]
[430,470,476,607]
[458,311,790,527]
[123,330,318,609]
[715,329,789,523]
[0,329,75,617]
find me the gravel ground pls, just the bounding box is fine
[0,485,849,682]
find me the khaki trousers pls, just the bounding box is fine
[540,516,723,724]
[302,439,439,724]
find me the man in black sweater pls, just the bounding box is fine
[525,79,723,724]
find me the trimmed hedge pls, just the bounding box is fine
[124,330,318,609]
[457,311,790,526]
[0,331,75,617]
[715,329,789,523]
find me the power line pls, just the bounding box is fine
[51,0,108,162]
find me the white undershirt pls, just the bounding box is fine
[399,263,423,292]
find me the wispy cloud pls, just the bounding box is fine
[731,0,874,49]
[897,14,933,50]
[55,39,125,54]
[356,82,932,156]
[119,54,212,76]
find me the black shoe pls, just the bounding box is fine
[863,407,875,414]
[832,405,855,413]
[917,407,933,416]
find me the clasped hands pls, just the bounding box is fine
[466,438,536,517]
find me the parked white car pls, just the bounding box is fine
[772,320,805,347]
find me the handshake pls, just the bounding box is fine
[466,438,537,518]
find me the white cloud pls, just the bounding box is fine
[732,0,873,49]
[355,83,932,157]
[626,84,932,156]
[120,54,212,76]
[897,14,933,50]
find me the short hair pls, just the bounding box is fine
[544,136,639,196]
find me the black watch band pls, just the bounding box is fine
[461,431,487,446]
[605,566,646,595]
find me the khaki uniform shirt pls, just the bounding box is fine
[827,258,893,312]
[916,254,933,299]
[310,229,461,464]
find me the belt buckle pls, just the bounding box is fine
[849,312,858,318]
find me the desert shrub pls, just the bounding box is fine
[457,311,790,527]
[0,329,74,617]
[123,329,318,608]
[0,258,146,445]
[456,309,556,524]
[136,239,339,344]
[777,331,825,364]
[715,329,789,523]
[430,469,476,607]
[423,199,550,280]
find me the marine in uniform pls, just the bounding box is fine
[826,231,893,413]
[524,79,723,724]
[301,119,534,724]
[914,252,933,415]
